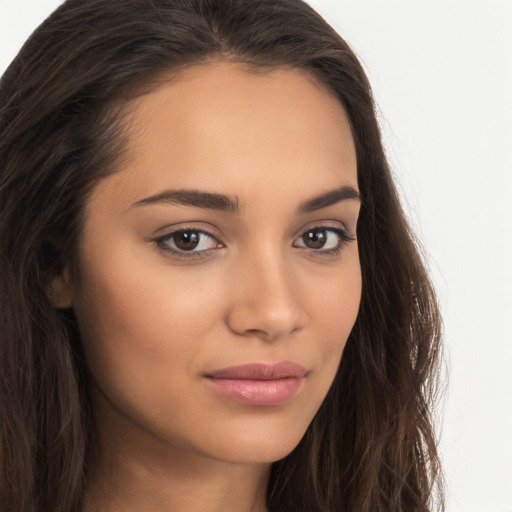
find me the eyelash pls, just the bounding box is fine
[154,224,355,260]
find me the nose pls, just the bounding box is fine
[225,248,307,342]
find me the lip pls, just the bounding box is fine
[204,361,307,406]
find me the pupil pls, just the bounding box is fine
[304,229,326,249]
[175,231,199,250]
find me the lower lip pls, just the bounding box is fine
[204,377,305,406]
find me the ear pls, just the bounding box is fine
[50,266,74,309]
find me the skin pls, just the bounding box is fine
[55,62,361,512]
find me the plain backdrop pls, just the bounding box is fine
[1,1,511,510]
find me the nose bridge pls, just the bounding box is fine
[250,244,292,302]
[226,241,305,340]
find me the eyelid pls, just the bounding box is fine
[293,219,352,237]
[151,221,223,239]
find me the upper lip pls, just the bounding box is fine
[205,361,307,380]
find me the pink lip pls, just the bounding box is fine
[204,361,306,406]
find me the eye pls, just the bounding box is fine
[155,228,222,258]
[293,226,354,254]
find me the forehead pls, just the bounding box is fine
[91,61,357,211]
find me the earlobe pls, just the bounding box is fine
[50,267,74,309]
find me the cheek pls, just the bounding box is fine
[72,253,232,450]
[305,255,361,382]
[308,255,361,341]
[72,244,224,404]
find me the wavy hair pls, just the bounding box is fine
[0,0,444,510]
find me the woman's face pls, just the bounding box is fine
[64,62,361,465]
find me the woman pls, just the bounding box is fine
[0,0,444,510]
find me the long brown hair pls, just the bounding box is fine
[0,1,444,510]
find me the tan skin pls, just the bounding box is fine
[54,62,361,512]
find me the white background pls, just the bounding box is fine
[1,1,511,510]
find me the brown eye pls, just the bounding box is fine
[302,228,328,249]
[174,231,200,250]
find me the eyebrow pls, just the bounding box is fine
[132,185,360,214]
[297,185,360,213]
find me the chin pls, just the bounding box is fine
[196,417,309,465]
[211,440,302,465]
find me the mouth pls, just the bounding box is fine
[203,361,307,406]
